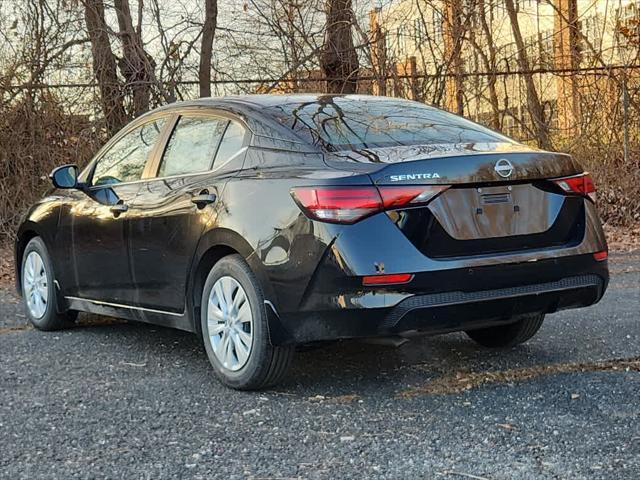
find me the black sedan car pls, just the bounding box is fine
[15,94,608,389]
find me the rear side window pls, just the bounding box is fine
[158,116,227,177]
[264,97,509,152]
[93,118,166,185]
[215,121,245,162]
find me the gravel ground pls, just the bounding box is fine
[0,253,639,479]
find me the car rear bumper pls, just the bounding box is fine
[266,254,608,345]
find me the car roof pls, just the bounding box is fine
[145,94,451,154]
[145,94,406,153]
[154,94,410,113]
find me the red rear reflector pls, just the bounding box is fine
[552,173,596,202]
[291,185,449,224]
[362,273,413,286]
[593,250,608,261]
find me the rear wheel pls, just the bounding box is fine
[200,254,294,390]
[21,237,76,331]
[465,314,545,348]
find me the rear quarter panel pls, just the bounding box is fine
[210,147,358,313]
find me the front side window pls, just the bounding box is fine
[93,118,166,185]
[158,116,228,177]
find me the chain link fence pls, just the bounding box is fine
[1,64,639,240]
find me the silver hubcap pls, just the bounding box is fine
[207,276,253,371]
[23,251,48,319]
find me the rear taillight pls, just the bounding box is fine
[290,186,382,223]
[551,173,596,202]
[290,185,449,224]
[378,185,449,208]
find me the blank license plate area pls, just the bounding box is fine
[427,184,564,240]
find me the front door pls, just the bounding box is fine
[63,116,169,304]
[127,113,248,312]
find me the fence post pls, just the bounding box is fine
[623,71,629,165]
[369,8,387,96]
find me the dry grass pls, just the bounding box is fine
[0,94,101,240]
[570,144,640,229]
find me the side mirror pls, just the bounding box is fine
[50,164,79,189]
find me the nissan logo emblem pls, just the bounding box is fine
[494,159,514,178]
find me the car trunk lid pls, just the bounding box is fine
[325,143,586,258]
[324,142,582,185]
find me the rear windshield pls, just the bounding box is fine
[264,96,509,151]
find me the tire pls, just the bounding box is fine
[21,237,76,331]
[200,254,294,390]
[465,314,545,348]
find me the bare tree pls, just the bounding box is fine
[466,0,501,130]
[199,0,218,97]
[245,0,325,92]
[504,0,551,149]
[320,0,358,94]
[84,0,127,134]
[113,0,156,116]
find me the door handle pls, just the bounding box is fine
[110,202,129,216]
[191,191,217,208]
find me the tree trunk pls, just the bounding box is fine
[114,0,155,116]
[83,0,127,135]
[320,0,359,94]
[477,0,500,130]
[199,0,218,97]
[504,0,551,149]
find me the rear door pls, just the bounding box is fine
[127,111,249,312]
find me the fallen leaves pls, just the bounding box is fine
[0,324,32,335]
[398,357,640,397]
[604,224,640,253]
[307,394,361,404]
[496,423,517,431]
[0,244,14,289]
[329,394,361,404]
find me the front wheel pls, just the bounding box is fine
[21,237,76,331]
[465,314,545,348]
[200,254,294,390]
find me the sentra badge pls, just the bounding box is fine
[389,173,441,182]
